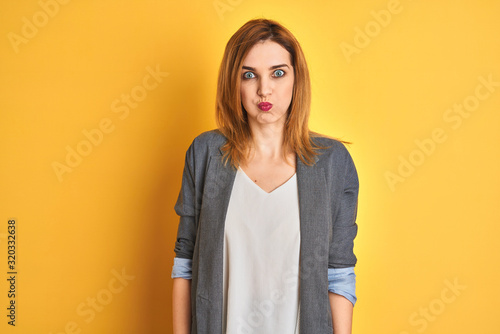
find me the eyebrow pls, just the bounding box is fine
[242,64,290,71]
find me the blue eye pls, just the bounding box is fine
[243,72,255,79]
[273,69,285,77]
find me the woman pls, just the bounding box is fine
[172,19,359,334]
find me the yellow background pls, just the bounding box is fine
[1,0,499,333]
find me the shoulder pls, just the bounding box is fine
[310,131,353,163]
[193,128,226,144]
[186,128,227,156]
[310,131,359,185]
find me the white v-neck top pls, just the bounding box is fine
[222,166,301,334]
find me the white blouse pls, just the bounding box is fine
[222,166,301,334]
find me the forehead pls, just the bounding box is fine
[242,40,292,67]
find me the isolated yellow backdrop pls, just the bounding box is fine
[1,0,499,333]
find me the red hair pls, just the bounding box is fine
[215,18,334,169]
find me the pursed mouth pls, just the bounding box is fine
[258,102,273,111]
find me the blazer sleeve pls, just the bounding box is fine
[173,141,198,260]
[328,147,359,268]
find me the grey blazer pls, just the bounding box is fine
[174,129,359,334]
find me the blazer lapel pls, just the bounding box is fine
[296,154,332,331]
[194,147,237,333]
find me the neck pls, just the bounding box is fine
[246,121,290,161]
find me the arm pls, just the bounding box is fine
[172,141,198,333]
[328,146,360,332]
[329,292,353,334]
[328,267,356,333]
[171,257,193,333]
[172,278,191,334]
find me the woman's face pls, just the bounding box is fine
[240,40,294,129]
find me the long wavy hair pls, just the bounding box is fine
[215,18,334,169]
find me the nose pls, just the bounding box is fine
[257,77,272,97]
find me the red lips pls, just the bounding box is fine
[258,102,273,111]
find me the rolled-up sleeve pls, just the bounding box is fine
[173,142,198,260]
[171,257,193,279]
[328,267,357,306]
[329,147,359,268]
